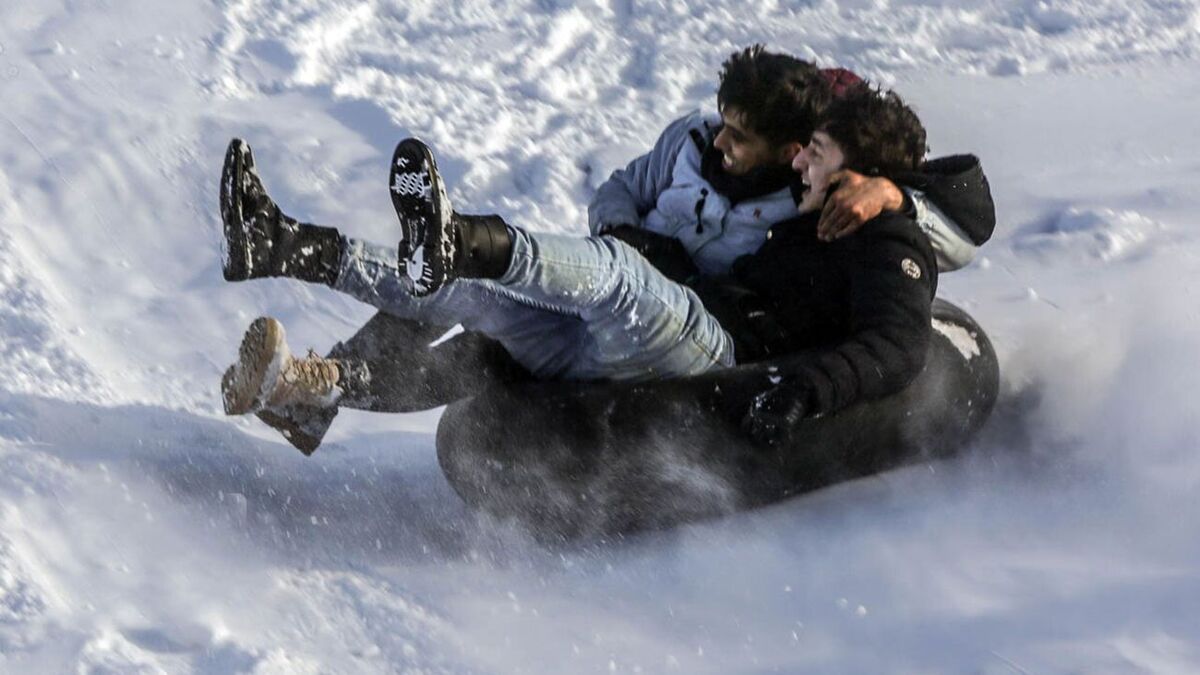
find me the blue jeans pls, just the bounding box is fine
[333,228,735,381]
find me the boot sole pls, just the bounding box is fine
[221,317,288,415]
[256,405,338,456]
[220,138,252,281]
[390,138,454,297]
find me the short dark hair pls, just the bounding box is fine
[819,83,927,175]
[717,45,831,147]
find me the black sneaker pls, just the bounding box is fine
[390,138,455,297]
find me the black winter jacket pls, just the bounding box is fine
[692,209,938,418]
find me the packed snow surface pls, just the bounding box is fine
[3,0,1200,672]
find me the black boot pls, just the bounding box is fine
[453,213,513,279]
[220,139,343,286]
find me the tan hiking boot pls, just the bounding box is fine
[221,317,342,416]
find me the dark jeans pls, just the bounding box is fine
[332,311,531,413]
[275,311,531,448]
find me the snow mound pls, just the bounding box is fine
[0,393,484,671]
[0,531,49,654]
[1012,207,1166,262]
[0,173,109,404]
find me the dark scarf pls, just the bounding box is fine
[698,134,796,206]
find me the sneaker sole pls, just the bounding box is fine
[390,138,454,297]
[221,317,288,415]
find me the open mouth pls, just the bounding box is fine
[790,176,811,203]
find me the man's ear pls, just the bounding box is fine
[777,141,804,165]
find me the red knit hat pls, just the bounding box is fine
[820,68,864,97]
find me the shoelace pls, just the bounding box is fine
[280,350,339,393]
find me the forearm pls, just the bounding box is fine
[774,230,935,416]
[781,315,930,417]
[588,179,643,234]
[587,113,695,234]
[743,303,930,446]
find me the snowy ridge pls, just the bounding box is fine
[2,0,1200,671]
[0,166,109,404]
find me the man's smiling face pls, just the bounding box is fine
[712,106,795,176]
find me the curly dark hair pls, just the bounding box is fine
[819,83,927,175]
[717,45,832,147]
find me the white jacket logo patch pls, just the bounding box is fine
[901,258,922,279]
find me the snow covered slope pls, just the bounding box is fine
[2,0,1199,672]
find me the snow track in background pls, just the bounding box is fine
[211,0,1200,229]
[2,0,1200,671]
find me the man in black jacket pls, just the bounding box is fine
[709,85,940,443]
